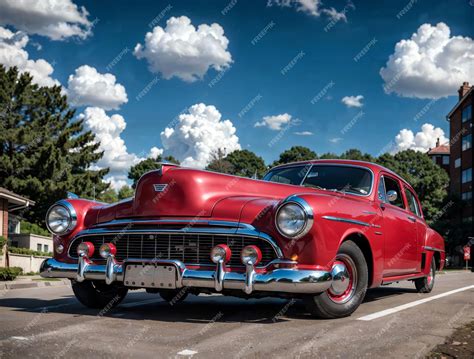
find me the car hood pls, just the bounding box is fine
[95,166,305,224]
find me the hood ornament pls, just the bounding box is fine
[153,184,168,192]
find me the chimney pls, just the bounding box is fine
[458,82,471,100]
[436,138,440,147]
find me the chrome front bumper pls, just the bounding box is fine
[40,258,332,295]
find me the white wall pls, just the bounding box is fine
[9,233,53,252]
[8,253,50,273]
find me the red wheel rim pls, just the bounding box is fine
[327,254,357,304]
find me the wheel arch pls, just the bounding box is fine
[340,232,374,288]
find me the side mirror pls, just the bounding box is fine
[386,190,398,203]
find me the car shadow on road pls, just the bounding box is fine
[0,285,419,324]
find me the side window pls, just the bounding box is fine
[377,177,386,202]
[404,188,420,216]
[383,176,405,208]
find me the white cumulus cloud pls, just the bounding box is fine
[79,107,146,190]
[380,22,474,99]
[267,0,352,21]
[294,131,313,136]
[0,26,59,87]
[67,65,128,110]
[255,113,295,130]
[134,16,232,82]
[160,103,240,168]
[341,95,364,108]
[0,0,92,40]
[148,146,163,159]
[393,123,448,153]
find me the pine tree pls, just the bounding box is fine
[0,66,109,224]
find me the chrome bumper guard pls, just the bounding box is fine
[40,258,332,295]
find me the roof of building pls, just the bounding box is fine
[427,144,450,155]
[0,187,35,207]
[446,85,473,120]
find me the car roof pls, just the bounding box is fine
[269,159,414,189]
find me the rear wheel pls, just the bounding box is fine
[71,280,128,309]
[304,240,368,318]
[414,258,436,293]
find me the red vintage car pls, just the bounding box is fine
[40,160,445,318]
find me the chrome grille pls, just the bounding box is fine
[68,232,278,267]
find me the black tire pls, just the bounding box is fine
[304,241,368,319]
[71,280,128,309]
[159,288,189,305]
[414,258,436,293]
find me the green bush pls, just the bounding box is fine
[0,236,6,255]
[20,221,50,237]
[0,267,23,281]
[8,247,52,257]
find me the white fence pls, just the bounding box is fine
[8,253,50,273]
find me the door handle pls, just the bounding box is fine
[407,216,416,222]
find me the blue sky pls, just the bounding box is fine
[0,0,473,188]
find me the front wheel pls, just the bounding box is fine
[414,257,436,293]
[304,240,368,318]
[71,280,128,309]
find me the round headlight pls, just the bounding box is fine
[275,202,310,238]
[46,201,77,235]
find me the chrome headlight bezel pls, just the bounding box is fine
[45,200,77,235]
[275,196,313,239]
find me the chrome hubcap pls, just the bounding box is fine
[330,262,350,295]
[327,254,358,304]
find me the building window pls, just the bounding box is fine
[431,156,437,163]
[462,134,472,151]
[442,156,449,165]
[455,158,461,168]
[37,244,42,252]
[462,105,472,123]
[462,191,473,201]
[44,244,49,253]
[462,168,472,184]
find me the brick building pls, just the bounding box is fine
[427,139,450,175]
[446,82,473,226]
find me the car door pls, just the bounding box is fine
[403,186,426,272]
[378,174,418,276]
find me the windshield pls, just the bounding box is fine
[263,164,372,196]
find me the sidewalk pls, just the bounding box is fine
[0,275,70,290]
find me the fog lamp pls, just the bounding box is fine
[99,243,117,258]
[77,242,94,257]
[210,244,231,264]
[240,245,262,265]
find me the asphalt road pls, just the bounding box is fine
[0,271,473,358]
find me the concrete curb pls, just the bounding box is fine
[0,278,70,291]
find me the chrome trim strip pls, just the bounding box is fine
[40,258,332,294]
[321,215,371,227]
[91,219,254,230]
[423,246,445,253]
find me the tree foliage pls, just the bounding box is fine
[225,150,267,178]
[206,148,234,174]
[118,185,134,200]
[271,146,317,167]
[128,155,179,188]
[0,66,109,224]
